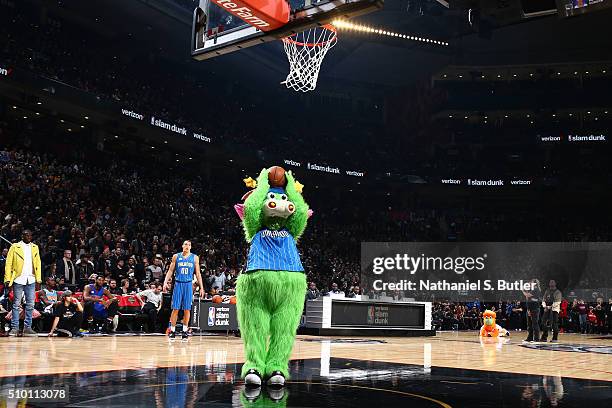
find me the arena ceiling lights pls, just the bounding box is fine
[331,20,449,46]
[436,62,612,81]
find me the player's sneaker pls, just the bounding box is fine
[244,369,262,387]
[22,327,38,337]
[181,331,189,342]
[266,371,285,387]
[168,331,177,341]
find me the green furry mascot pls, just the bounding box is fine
[233,167,310,387]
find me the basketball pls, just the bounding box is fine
[212,295,222,303]
[268,166,286,187]
[229,296,237,304]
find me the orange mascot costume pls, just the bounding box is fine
[479,310,509,337]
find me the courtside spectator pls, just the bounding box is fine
[83,275,118,332]
[147,257,164,283]
[523,279,542,342]
[587,306,597,333]
[38,277,58,314]
[136,283,164,333]
[119,278,132,295]
[540,280,562,342]
[112,259,129,282]
[306,282,320,300]
[108,279,122,295]
[48,290,84,337]
[328,282,344,296]
[576,299,588,334]
[346,286,361,298]
[4,230,41,336]
[594,301,606,334]
[56,249,77,289]
[0,248,7,275]
[211,270,226,292]
[75,254,95,285]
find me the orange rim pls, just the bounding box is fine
[282,24,337,47]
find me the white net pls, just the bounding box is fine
[281,25,337,92]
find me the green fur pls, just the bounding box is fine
[236,271,307,378]
[238,167,310,380]
[284,171,309,240]
[243,168,270,242]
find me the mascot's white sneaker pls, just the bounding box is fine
[267,371,286,387]
[242,387,261,401]
[267,388,286,402]
[244,369,262,387]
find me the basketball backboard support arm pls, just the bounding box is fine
[191,0,384,60]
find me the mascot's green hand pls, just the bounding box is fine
[243,168,270,242]
[256,168,270,190]
[284,170,309,240]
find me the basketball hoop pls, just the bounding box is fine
[281,24,338,92]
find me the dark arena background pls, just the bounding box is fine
[1,0,611,407]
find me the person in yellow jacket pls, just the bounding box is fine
[4,230,42,336]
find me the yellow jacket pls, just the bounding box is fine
[4,242,42,285]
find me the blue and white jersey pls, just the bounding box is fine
[175,252,196,282]
[246,228,304,272]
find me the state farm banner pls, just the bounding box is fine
[211,0,290,31]
[361,242,612,302]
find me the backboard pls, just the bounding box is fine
[191,0,384,60]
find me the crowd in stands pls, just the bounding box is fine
[432,298,612,335]
[2,113,611,335]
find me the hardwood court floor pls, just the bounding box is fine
[0,332,610,381]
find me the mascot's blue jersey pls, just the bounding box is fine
[246,228,304,272]
[175,252,196,282]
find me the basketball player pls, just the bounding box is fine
[163,240,205,341]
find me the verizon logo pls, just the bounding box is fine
[284,159,301,167]
[193,133,211,143]
[121,109,144,120]
[441,179,461,185]
[214,0,270,28]
[346,170,364,177]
